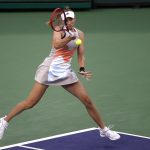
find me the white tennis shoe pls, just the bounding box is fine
[99,125,120,140]
[0,117,8,140]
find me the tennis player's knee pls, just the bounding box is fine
[23,99,37,109]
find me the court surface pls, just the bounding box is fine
[0,128,150,150]
[0,8,150,147]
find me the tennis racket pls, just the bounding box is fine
[49,8,69,32]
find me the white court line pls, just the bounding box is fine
[20,145,45,150]
[0,127,97,149]
[0,127,150,149]
[117,131,150,139]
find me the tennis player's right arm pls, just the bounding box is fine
[52,31,73,49]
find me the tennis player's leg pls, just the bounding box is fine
[62,81,105,129]
[5,82,48,122]
[0,82,48,139]
[62,81,120,140]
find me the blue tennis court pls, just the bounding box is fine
[0,128,150,150]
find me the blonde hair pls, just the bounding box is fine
[64,6,73,12]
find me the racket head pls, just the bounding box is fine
[49,8,66,32]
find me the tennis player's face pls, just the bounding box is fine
[66,17,75,30]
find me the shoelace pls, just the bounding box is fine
[103,124,114,134]
[107,124,114,130]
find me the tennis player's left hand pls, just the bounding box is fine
[68,30,78,40]
[79,71,93,80]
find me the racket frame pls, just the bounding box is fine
[49,8,69,32]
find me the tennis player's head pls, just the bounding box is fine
[61,10,75,20]
[61,9,76,30]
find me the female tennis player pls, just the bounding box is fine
[0,8,120,141]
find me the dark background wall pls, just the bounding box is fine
[0,0,150,10]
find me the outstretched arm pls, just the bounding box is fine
[77,30,85,68]
[77,30,92,80]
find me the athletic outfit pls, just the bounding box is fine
[0,28,120,141]
[35,29,79,86]
[0,10,121,141]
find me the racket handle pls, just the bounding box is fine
[68,29,78,39]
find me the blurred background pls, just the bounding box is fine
[0,0,150,10]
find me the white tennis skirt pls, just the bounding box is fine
[34,57,78,86]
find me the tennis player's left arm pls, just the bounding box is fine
[77,30,92,80]
[77,31,85,68]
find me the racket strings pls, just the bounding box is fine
[51,11,64,31]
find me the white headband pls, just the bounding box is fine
[61,11,75,20]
